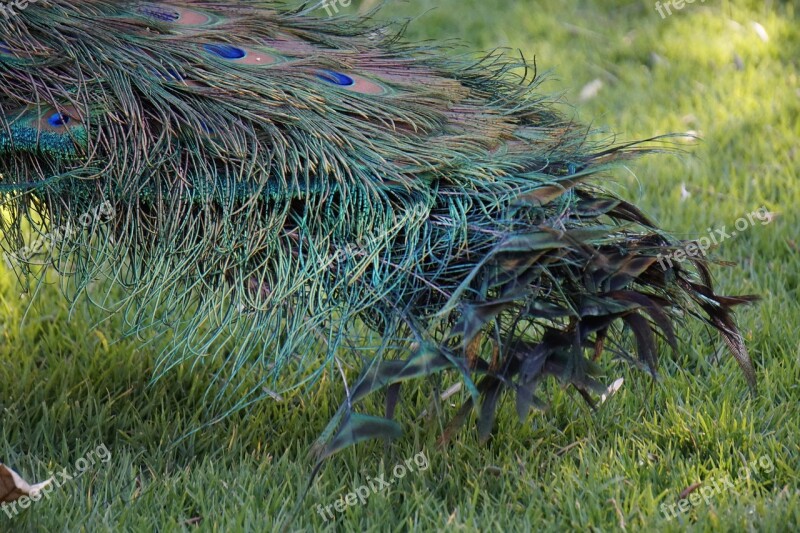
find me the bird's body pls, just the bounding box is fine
[0,1,755,454]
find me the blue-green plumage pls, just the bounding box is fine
[0,0,757,456]
[0,117,86,156]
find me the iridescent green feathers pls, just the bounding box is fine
[0,1,755,451]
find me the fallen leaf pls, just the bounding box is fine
[751,21,769,42]
[680,183,691,201]
[0,464,53,503]
[579,79,603,102]
[679,482,702,500]
[600,377,624,404]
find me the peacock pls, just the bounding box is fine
[0,1,757,461]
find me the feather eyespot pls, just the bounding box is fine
[204,44,246,60]
[317,70,355,87]
[31,107,82,133]
[201,44,282,66]
[47,113,71,127]
[315,70,389,95]
[134,4,214,27]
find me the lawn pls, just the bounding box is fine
[1,0,798,531]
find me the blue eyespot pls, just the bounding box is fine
[567,163,577,175]
[203,44,247,60]
[137,6,181,22]
[47,113,71,127]
[0,41,12,55]
[316,70,355,87]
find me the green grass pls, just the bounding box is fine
[2,0,799,531]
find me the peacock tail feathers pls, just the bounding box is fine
[0,1,756,455]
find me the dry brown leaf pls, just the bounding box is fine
[679,481,703,500]
[0,464,53,503]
